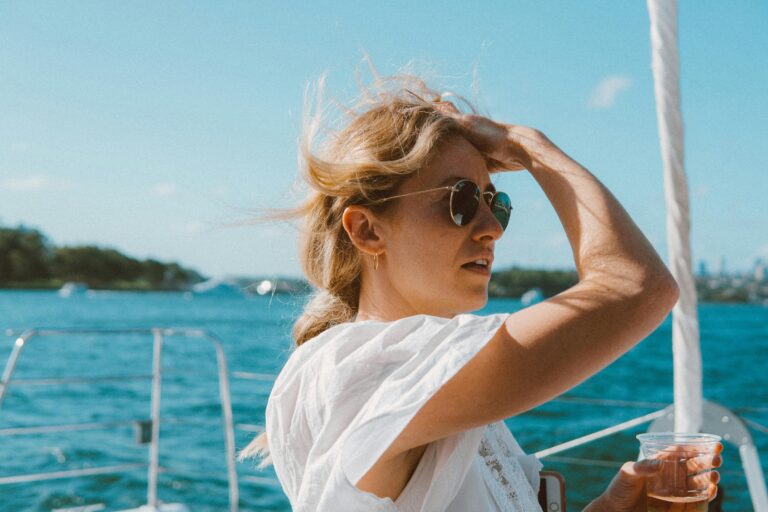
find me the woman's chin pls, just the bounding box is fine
[459,291,488,312]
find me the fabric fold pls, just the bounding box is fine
[266,312,534,511]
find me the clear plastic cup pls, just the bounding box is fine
[636,432,721,512]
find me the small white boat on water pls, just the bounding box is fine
[254,280,273,296]
[521,287,544,306]
[191,278,244,297]
[58,282,89,298]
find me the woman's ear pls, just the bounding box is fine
[342,205,386,256]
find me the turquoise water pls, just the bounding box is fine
[0,290,765,511]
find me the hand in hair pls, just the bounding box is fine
[435,101,544,173]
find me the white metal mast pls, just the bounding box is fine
[646,2,768,508]
[646,0,702,434]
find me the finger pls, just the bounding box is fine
[654,445,719,472]
[656,444,697,458]
[603,461,653,506]
[626,459,663,478]
[486,156,526,173]
[433,100,460,115]
[688,472,713,491]
[448,114,495,142]
[707,482,718,503]
[685,461,720,492]
[686,451,719,473]
[667,442,721,458]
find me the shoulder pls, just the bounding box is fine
[322,313,510,380]
[349,311,510,343]
[268,312,509,409]
[268,312,507,416]
[299,312,509,376]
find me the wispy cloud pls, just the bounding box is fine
[151,182,177,197]
[589,75,633,109]
[1,175,51,192]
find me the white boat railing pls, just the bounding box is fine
[3,330,766,510]
[0,328,239,512]
[232,370,768,509]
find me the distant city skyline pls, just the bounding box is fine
[1,2,766,278]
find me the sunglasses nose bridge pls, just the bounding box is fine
[450,181,508,232]
[472,191,505,234]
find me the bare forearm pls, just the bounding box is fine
[523,134,676,294]
[582,496,609,512]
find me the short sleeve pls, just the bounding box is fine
[338,312,510,508]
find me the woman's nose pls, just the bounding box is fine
[472,199,505,241]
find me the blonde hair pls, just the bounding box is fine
[238,60,482,468]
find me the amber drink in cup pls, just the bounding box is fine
[636,432,721,512]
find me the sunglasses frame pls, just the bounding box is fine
[371,178,512,230]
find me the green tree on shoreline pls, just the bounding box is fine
[0,224,204,290]
[489,266,579,298]
[0,226,53,283]
[1,223,761,301]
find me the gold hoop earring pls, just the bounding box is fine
[373,253,379,270]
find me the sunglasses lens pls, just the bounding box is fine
[450,181,480,226]
[491,192,512,230]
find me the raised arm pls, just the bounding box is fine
[524,127,676,292]
[381,118,679,458]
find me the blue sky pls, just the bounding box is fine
[1,1,766,279]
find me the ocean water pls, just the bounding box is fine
[0,290,765,511]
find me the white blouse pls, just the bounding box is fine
[265,313,543,511]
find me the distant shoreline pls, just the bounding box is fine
[0,281,192,292]
[0,285,761,304]
[4,225,764,303]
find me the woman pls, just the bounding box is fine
[240,70,721,511]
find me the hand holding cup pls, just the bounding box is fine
[637,433,722,511]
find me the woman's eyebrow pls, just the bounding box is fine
[437,175,496,192]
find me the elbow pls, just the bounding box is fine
[639,269,680,312]
[658,276,680,311]
[656,266,679,301]
[583,261,680,311]
[665,275,680,303]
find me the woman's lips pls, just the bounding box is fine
[460,263,490,276]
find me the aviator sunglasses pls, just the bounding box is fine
[373,179,512,230]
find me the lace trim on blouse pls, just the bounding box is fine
[477,423,542,511]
